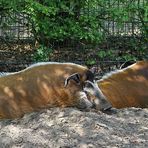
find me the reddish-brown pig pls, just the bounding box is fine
[97,61,148,108]
[0,62,111,119]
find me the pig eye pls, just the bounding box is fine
[83,90,88,96]
[84,80,94,89]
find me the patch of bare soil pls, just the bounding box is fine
[0,107,147,148]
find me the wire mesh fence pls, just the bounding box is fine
[1,0,147,41]
[0,0,147,74]
[0,12,33,41]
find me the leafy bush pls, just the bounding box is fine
[32,45,52,62]
[22,0,107,46]
[1,0,147,62]
[2,0,147,44]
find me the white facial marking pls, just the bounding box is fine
[79,91,93,108]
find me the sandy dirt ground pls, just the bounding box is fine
[0,107,148,148]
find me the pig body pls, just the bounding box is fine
[0,62,111,119]
[97,61,148,108]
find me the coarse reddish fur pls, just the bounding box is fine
[97,61,148,108]
[0,62,94,119]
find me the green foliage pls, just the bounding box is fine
[1,0,147,61]
[107,0,148,38]
[86,59,96,65]
[2,0,147,45]
[0,0,148,45]
[97,50,115,59]
[32,45,52,62]
[23,0,106,45]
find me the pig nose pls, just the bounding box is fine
[101,101,112,111]
[103,105,112,111]
[94,104,112,111]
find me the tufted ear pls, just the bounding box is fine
[120,60,136,69]
[64,73,80,87]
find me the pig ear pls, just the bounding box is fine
[64,73,80,87]
[120,60,136,69]
[90,67,97,74]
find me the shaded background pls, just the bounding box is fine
[0,0,147,76]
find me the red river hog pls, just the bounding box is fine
[97,61,148,108]
[0,62,111,119]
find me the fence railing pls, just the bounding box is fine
[0,0,147,41]
[0,0,147,73]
